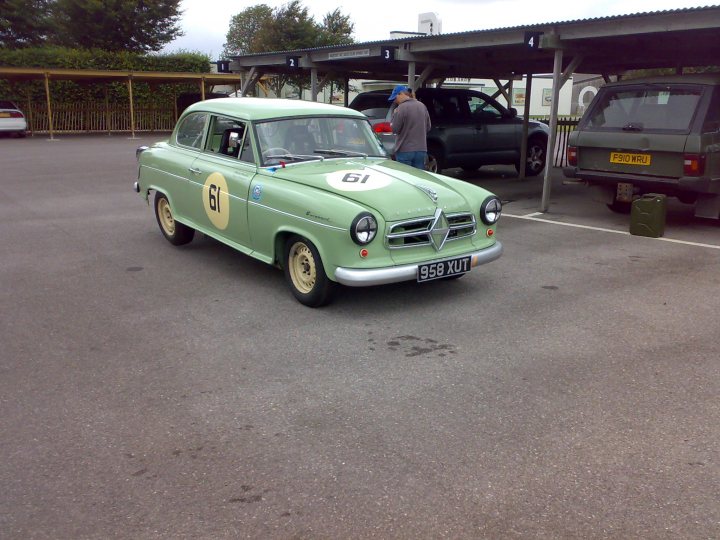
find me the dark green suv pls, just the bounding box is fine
[350,88,550,176]
[564,74,720,218]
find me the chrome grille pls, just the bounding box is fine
[386,212,476,249]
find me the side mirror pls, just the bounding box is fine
[507,107,518,118]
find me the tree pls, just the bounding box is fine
[222,1,355,99]
[0,0,53,48]
[222,4,273,58]
[52,0,183,52]
[318,8,354,47]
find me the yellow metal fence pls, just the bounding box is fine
[25,102,176,134]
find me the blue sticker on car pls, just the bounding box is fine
[252,184,263,200]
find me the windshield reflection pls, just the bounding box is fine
[255,116,387,166]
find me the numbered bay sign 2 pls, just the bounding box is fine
[286,56,301,69]
[203,172,230,230]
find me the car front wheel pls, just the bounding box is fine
[154,192,195,245]
[284,235,335,307]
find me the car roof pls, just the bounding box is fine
[604,73,720,87]
[183,97,367,121]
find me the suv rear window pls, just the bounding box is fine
[586,85,703,132]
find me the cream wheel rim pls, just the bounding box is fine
[158,198,176,235]
[289,242,316,294]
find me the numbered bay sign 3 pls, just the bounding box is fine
[203,172,230,230]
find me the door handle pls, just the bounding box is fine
[188,167,202,175]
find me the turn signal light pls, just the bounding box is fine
[683,154,705,176]
[373,122,392,134]
[567,146,577,166]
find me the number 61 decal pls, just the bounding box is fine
[327,170,391,191]
[203,172,230,230]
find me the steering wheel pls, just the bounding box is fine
[262,147,291,159]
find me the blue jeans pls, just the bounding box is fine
[396,151,427,170]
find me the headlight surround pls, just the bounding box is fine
[350,212,378,245]
[480,196,502,225]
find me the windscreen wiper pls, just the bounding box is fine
[265,153,324,162]
[314,148,368,158]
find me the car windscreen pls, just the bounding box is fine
[0,100,17,109]
[585,85,703,132]
[255,116,387,166]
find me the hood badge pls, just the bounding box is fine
[430,208,450,251]
[417,184,438,203]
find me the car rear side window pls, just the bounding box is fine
[587,86,702,132]
[175,112,208,149]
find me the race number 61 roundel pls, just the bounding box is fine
[203,172,230,230]
[326,170,391,192]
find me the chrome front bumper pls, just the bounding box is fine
[334,241,503,287]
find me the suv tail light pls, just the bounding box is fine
[567,145,577,166]
[373,122,392,134]
[683,154,705,176]
[9,111,23,118]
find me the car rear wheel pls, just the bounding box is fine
[284,235,335,307]
[516,136,547,177]
[154,192,195,245]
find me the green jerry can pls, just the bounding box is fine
[630,193,667,238]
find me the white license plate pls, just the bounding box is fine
[418,256,471,282]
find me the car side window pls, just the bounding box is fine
[702,87,720,132]
[469,96,502,121]
[175,112,208,149]
[207,116,248,159]
[239,129,256,164]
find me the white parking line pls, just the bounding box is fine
[504,213,720,250]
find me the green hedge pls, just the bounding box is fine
[0,46,212,106]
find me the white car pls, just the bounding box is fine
[0,100,27,137]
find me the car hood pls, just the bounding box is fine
[260,158,473,220]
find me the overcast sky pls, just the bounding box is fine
[163,0,716,59]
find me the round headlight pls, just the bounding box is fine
[480,196,502,225]
[351,212,378,245]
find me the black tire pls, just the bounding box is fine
[283,235,335,307]
[516,135,547,177]
[606,200,632,214]
[154,192,195,246]
[425,145,445,174]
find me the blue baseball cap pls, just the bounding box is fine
[388,84,410,101]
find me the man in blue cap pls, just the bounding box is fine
[388,84,431,170]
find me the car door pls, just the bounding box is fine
[426,93,477,162]
[185,115,257,249]
[468,93,520,159]
[160,112,209,221]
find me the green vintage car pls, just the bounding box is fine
[134,98,503,307]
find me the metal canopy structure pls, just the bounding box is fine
[0,67,243,139]
[229,5,720,212]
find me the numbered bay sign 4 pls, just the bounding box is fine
[326,170,392,192]
[203,172,230,230]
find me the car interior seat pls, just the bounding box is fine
[219,127,243,157]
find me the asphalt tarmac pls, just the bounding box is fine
[1,134,719,539]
